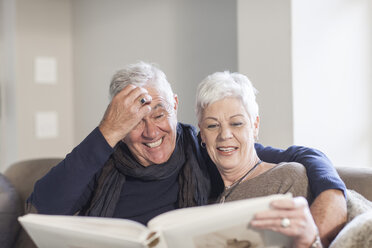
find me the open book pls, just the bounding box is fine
[18,194,292,248]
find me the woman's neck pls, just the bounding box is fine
[220,156,262,188]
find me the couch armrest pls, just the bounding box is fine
[0,174,22,248]
[4,158,63,210]
[336,167,372,201]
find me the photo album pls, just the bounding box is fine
[18,194,292,248]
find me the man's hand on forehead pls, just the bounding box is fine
[99,84,152,147]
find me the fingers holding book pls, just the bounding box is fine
[250,196,320,248]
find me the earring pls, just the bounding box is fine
[200,141,206,148]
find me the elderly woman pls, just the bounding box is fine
[196,71,324,248]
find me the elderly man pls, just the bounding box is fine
[27,62,346,246]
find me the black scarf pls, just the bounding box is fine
[82,123,210,217]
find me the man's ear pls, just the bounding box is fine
[254,116,260,140]
[173,94,179,111]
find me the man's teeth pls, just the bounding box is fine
[145,138,163,148]
[218,147,236,152]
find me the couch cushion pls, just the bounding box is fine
[0,174,22,248]
[330,190,372,248]
[330,211,372,248]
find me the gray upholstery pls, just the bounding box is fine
[3,158,63,248]
[0,174,22,248]
[336,167,372,201]
[0,158,371,248]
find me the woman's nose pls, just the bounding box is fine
[219,126,233,140]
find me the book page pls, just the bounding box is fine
[19,214,152,248]
[148,194,292,248]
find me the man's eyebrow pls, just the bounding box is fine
[230,114,244,119]
[153,103,165,110]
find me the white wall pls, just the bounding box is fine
[292,0,372,167]
[237,0,293,148]
[0,0,237,170]
[0,0,18,171]
[238,0,372,167]
[72,0,238,142]
[0,0,75,171]
[2,0,371,170]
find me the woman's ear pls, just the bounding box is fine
[198,123,205,143]
[198,124,207,148]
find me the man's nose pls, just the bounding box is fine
[219,125,233,140]
[143,120,159,139]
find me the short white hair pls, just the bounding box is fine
[196,71,259,124]
[109,61,175,106]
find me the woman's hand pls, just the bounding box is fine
[250,196,320,248]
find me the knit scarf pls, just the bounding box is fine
[82,123,210,217]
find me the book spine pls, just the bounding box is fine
[144,231,167,248]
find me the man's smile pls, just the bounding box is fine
[144,138,163,148]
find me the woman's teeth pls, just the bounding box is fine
[217,147,237,152]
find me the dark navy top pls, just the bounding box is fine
[27,125,346,225]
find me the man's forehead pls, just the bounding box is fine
[146,87,172,106]
[147,87,167,98]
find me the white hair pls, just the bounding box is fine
[195,71,259,124]
[109,61,175,105]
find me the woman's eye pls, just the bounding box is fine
[207,124,218,129]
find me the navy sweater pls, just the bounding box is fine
[28,126,346,225]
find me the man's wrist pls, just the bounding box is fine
[98,125,121,148]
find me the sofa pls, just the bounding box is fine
[1,158,63,248]
[1,158,372,248]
